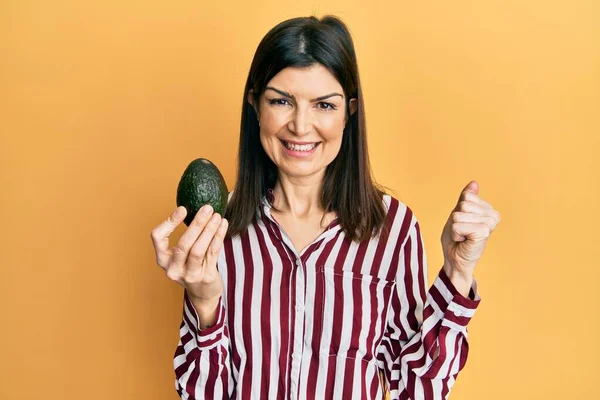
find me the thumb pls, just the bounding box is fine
[463,180,479,195]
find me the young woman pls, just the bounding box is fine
[151,15,500,400]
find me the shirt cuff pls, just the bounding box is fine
[183,290,226,349]
[431,267,481,333]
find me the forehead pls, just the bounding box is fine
[266,64,343,96]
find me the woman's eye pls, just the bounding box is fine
[269,98,290,106]
[318,102,336,111]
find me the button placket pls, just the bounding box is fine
[289,257,305,399]
[294,261,305,314]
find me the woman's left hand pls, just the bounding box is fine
[440,181,500,294]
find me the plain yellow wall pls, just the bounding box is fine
[1,1,599,399]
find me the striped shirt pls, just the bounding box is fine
[173,189,481,399]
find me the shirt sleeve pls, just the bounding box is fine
[376,218,481,399]
[173,290,235,399]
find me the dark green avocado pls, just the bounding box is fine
[176,158,228,226]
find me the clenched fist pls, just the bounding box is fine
[441,181,501,295]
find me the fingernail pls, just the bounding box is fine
[201,205,212,215]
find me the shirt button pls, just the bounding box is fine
[292,353,299,359]
[453,308,463,317]
[296,259,302,267]
[295,305,304,312]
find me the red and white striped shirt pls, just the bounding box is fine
[174,190,481,399]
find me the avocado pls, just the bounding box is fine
[176,158,228,226]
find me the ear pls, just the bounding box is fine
[348,98,358,116]
[345,98,358,125]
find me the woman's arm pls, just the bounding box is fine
[173,290,235,399]
[377,219,480,400]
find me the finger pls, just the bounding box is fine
[451,211,499,231]
[451,222,491,242]
[186,217,229,285]
[455,200,490,215]
[150,206,186,269]
[206,218,229,268]
[455,181,478,205]
[454,201,501,228]
[465,192,494,210]
[167,205,214,281]
[186,212,223,272]
[462,180,479,194]
[456,191,493,211]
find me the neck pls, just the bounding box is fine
[271,173,326,220]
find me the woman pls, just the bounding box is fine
[151,15,500,400]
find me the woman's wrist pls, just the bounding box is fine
[442,263,474,298]
[189,293,221,330]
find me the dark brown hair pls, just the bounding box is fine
[224,15,388,242]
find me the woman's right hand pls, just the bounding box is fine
[150,204,228,303]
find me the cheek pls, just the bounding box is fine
[262,111,287,129]
[258,130,280,163]
[259,132,271,152]
[319,119,345,142]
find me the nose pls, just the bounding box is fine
[288,107,312,136]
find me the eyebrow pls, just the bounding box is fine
[265,86,343,102]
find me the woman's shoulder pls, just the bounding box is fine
[381,193,418,226]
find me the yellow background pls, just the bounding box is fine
[1,1,598,399]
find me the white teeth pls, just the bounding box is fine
[284,141,318,151]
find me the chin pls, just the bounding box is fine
[279,163,326,179]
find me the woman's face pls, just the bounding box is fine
[249,64,357,181]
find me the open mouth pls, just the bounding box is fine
[280,139,321,152]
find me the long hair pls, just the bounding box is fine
[224,15,388,242]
